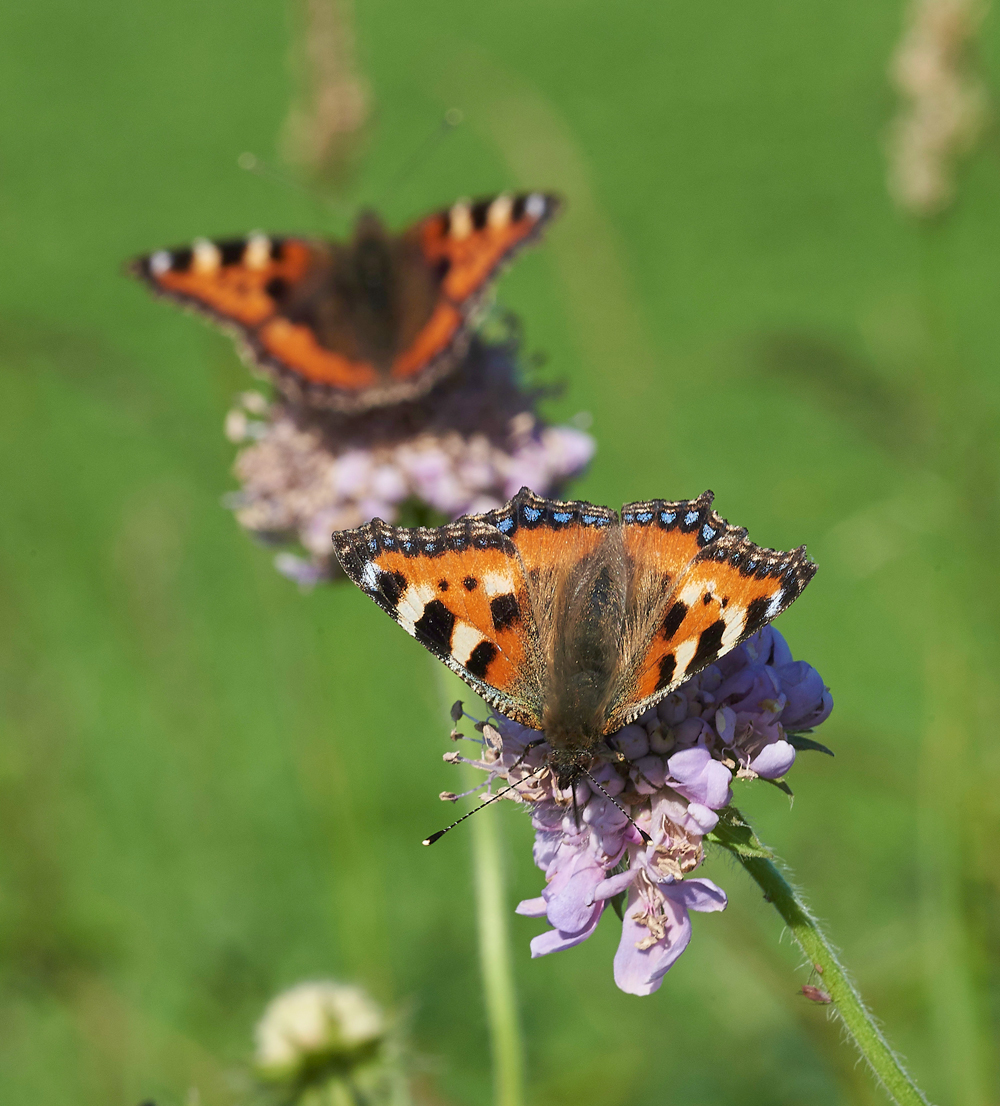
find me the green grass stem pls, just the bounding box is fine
[436,668,526,1106]
[711,807,932,1106]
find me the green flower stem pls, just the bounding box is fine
[710,807,932,1106]
[436,667,526,1106]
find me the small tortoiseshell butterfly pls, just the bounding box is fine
[130,193,560,412]
[334,487,816,785]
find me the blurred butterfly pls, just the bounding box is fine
[333,487,816,785]
[130,193,560,412]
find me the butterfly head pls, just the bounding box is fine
[548,747,603,792]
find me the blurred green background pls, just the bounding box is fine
[2,0,999,1103]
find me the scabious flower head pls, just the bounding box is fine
[255,980,385,1082]
[448,627,832,996]
[225,335,595,585]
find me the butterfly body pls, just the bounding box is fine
[271,211,440,372]
[334,488,816,786]
[130,193,560,412]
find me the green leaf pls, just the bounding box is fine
[706,807,775,859]
[788,733,835,756]
[764,777,794,801]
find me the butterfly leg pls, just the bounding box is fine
[505,735,549,775]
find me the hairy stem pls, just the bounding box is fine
[437,668,526,1106]
[710,807,932,1106]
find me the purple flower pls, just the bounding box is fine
[225,337,595,584]
[445,628,832,995]
[775,660,834,730]
[613,876,727,996]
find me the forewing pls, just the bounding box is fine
[608,492,816,729]
[332,512,547,727]
[130,233,390,406]
[130,234,315,331]
[413,192,561,309]
[476,488,618,663]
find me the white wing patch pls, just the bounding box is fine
[451,621,487,666]
[482,570,517,597]
[396,582,437,633]
[674,638,698,680]
[720,605,748,650]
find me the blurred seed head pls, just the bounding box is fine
[255,979,385,1081]
[888,0,989,216]
[283,0,371,189]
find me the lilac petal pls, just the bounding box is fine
[543,850,605,933]
[673,717,710,747]
[682,802,720,833]
[631,755,666,793]
[613,725,649,760]
[273,553,327,588]
[749,739,796,779]
[515,896,548,918]
[663,877,728,913]
[613,887,692,996]
[657,692,688,725]
[726,670,781,717]
[540,426,596,475]
[775,661,833,729]
[668,745,732,808]
[714,706,739,746]
[764,627,794,667]
[666,743,711,779]
[592,869,637,901]
[530,907,603,957]
[532,829,562,872]
[713,665,758,705]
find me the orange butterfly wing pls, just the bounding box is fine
[333,512,547,728]
[610,492,816,728]
[131,235,315,329]
[335,490,815,738]
[415,193,561,305]
[131,234,391,402]
[131,194,560,412]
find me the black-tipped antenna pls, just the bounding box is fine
[237,152,347,215]
[373,108,464,208]
[583,770,652,844]
[422,761,545,846]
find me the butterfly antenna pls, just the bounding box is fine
[237,152,349,217]
[373,109,464,208]
[422,761,545,846]
[583,770,651,844]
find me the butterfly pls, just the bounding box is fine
[333,487,816,785]
[129,193,560,413]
